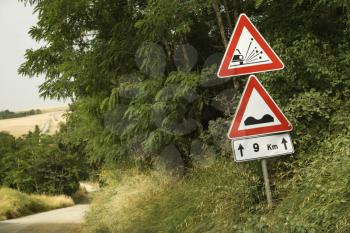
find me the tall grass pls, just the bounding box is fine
[84,161,262,233]
[83,133,350,233]
[0,187,74,220]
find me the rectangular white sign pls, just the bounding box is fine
[232,133,294,162]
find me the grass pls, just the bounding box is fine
[83,161,262,233]
[0,187,74,221]
[83,132,350,233]
[72,185,92,204]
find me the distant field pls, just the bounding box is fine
[0,106,68,137]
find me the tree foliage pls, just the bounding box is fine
[19,0,350,173]
[17,0,350,231]
[0,127,87,195]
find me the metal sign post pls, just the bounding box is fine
[261,159,273,208]
[231,133,293,207]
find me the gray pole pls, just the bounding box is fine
[261,159,273,208]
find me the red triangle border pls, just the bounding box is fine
[218,14,284,78]
[228,75,293,139]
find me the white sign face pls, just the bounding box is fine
[227,76,293,139]
[229,27,272,69]
[217,14,284,78]
[238,88,281,131]
[232,133,294,162]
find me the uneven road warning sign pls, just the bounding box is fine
[217,14,284,78]
[232,133,294,162]
[228,75,292,139]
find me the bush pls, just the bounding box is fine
[0,127,84,195]
[264,133,350,233]
[0,132,16,184]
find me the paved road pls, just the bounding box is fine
[0,204,89,233]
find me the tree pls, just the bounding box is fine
[18,0,350,172]
[0,127,84,195]
[0,132,16,184]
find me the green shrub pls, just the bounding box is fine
[0,127,83,195]
[0,132,16,184]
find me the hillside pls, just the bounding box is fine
[0,106,68,137]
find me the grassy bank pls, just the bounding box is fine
[0,187,74,221]
[83,132,350,233]
[84,162,261,233]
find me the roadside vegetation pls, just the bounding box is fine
[15,0,350,232]
[84,132,350,233]
[0,187,74,221]
[0,128,89,196]
[0,126,90,221]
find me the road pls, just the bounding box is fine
[0,204,89,233]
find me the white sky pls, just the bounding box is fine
[0,0,67,111]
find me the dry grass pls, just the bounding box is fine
[31,194,74,209]
[0,106,68,137]
[83,161,260,233]
[0,187,74,221]
[72,186,90,204]
[84,170,171,233]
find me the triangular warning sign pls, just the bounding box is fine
[218,14,284,78]
[228,75,292,139]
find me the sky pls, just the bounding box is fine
[0,0,67,111]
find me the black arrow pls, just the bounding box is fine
[238,144,244,157]
[282,138,288,150]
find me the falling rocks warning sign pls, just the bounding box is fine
[217,14,284,78]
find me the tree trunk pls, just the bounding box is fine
[223,0,233,31]
[181,44,191,71]
[212,1,228,48]
[225,0,243,116]
[162,40,174,72]
[232,0,241,21]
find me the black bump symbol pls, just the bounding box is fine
[244,114,274,126]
